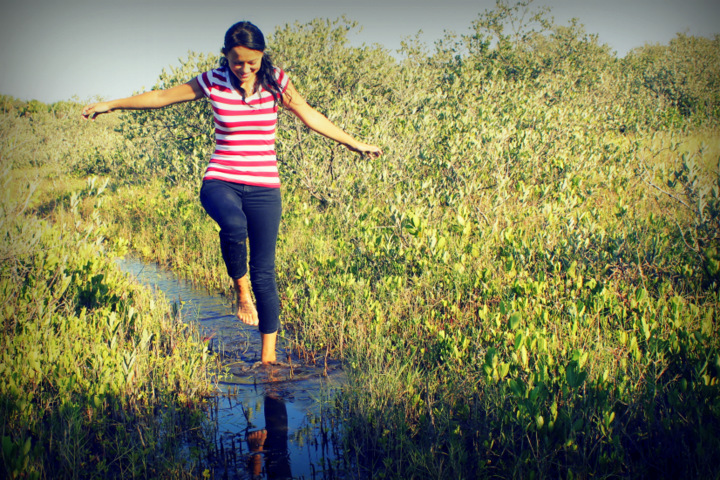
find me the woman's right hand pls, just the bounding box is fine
[81,79,204,120]
[81,101,112,120]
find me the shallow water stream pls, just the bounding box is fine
[116,257,347,479]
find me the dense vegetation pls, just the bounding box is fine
[3,1,719,477]
[1,101,217,477]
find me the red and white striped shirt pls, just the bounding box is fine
[196,66,290,188]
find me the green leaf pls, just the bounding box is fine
[566,363,587,388]
[509,312,521,330]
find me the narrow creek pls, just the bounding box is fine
[116,256,348,479]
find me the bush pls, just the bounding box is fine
[625,34,720,121]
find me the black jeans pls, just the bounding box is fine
[200,180,282,334]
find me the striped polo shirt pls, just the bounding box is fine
[196,66,290,188]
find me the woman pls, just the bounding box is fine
[82,21,382,364]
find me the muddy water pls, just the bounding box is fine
[116,257,347,479]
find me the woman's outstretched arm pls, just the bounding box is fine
[282,81,383,158]
[82,78,205,119]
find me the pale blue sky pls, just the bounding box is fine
[1,0,718,103]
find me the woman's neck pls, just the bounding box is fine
[241,81,256,95]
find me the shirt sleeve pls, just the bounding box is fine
[195,69,214,98]
[274,67,290,95]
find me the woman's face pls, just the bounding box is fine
[226,45,264,87]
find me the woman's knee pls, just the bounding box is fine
[218,222,248,244]
[248,266,276,294]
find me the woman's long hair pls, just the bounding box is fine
[219,21,284,105]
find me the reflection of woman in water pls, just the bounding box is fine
[82,21,382,364]
[247,393,291,479]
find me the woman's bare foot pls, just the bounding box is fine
[237,299,258,326]
[261,332,277,364]
[233,275,259,326]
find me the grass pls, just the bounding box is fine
[1,103,218,479]
[95,125,720,478]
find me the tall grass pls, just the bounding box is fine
[1,101,217,479]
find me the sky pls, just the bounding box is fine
[0,0,718,104]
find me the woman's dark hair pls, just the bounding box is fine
[220,21,284,105]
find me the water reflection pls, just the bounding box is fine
[247,393,292,479]
[115,257,346,479]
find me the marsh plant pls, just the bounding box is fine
[1,101,217,478]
